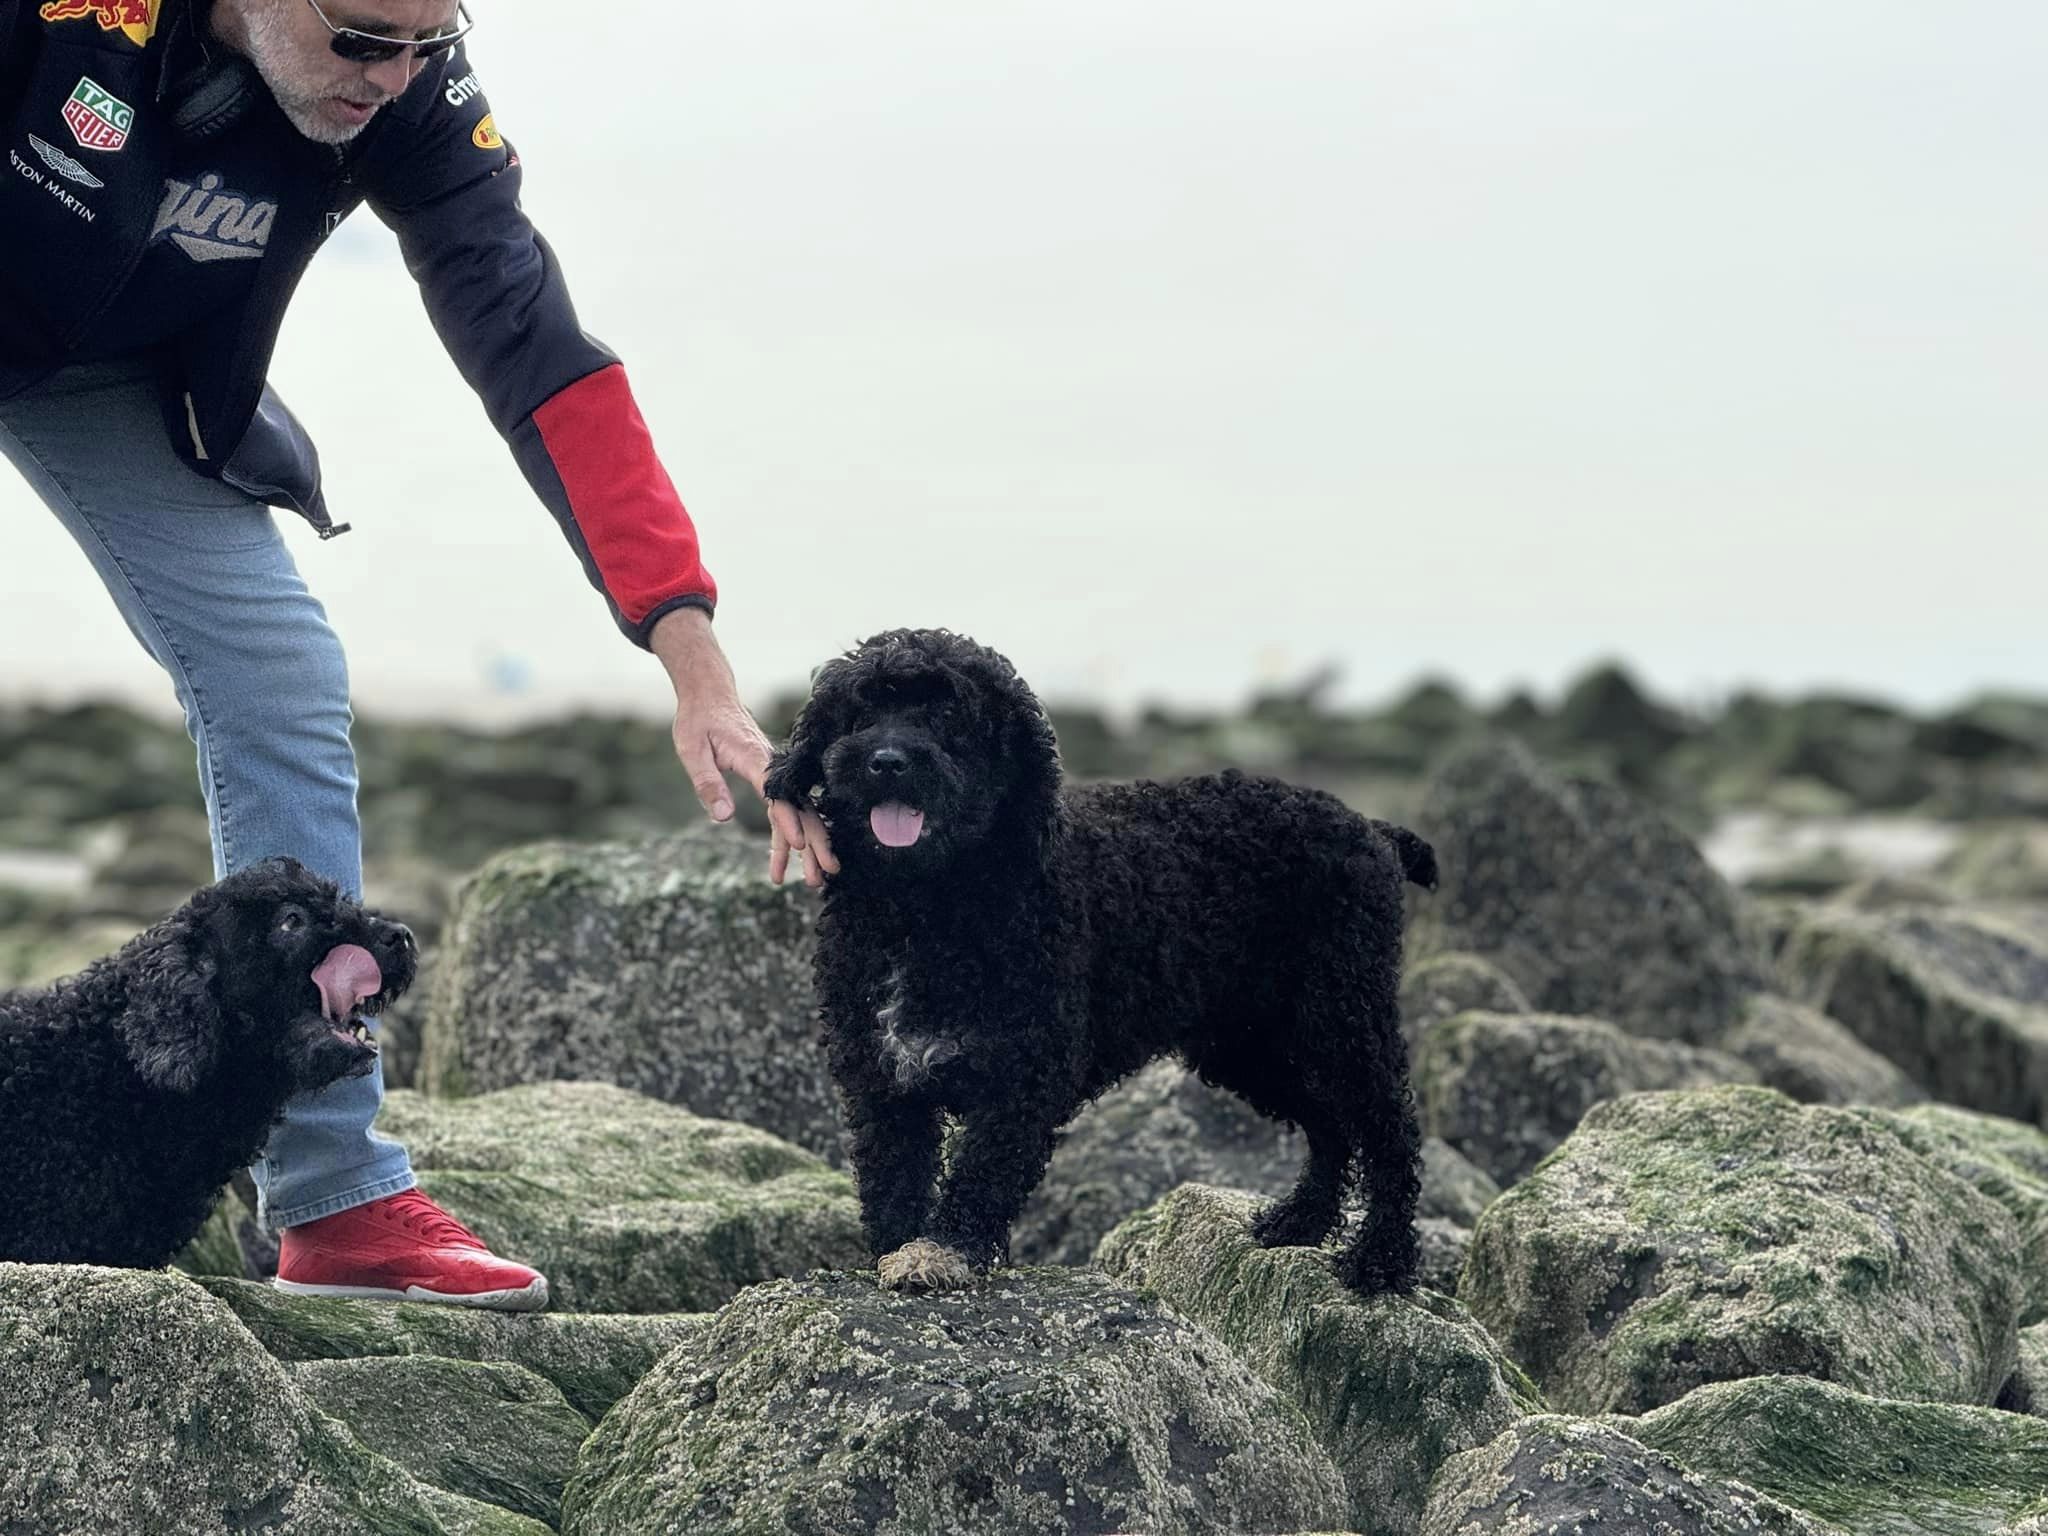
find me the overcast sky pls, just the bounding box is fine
[4,0,2042,722]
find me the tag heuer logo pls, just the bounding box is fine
[61,77,134,153]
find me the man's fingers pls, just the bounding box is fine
[716,717,773,800]
[674,726,735,821]
[801,809,840,873]
[769,821,792,886]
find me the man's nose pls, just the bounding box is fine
[361,51,419,99]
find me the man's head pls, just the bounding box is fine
[214,0,466,144]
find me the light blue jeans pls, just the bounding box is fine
[0,356,415,1229]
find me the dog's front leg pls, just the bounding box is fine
[842,1092,946,1260]
[900,1107,1062,1289]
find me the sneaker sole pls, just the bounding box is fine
[272,1276,549,1312]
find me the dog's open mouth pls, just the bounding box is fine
[870,802,926,848]
[313,944,386,1049]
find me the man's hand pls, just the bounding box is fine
[649,608,838,888]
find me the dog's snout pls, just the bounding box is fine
[372,921,416,957]
[868,747,910,779]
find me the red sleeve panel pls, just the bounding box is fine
[526,363,717,645]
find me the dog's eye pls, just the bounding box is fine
[277,909,306,935]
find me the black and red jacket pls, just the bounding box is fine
[0,0,714,643]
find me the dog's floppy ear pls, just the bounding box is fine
[765,660,849,805]
[117,925,225,1094]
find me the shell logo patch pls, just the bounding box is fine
[38,0,159,47]
[472,114,502,151]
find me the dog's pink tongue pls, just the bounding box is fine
[870,803,926,848]
[312,945,382,1023]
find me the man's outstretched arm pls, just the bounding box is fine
[354,45,833,880]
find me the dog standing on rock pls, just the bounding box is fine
[765,629,1437,1296]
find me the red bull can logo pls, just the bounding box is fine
[61,77,134,152]
[38,0,158,46]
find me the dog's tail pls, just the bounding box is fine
[1376,822,1439,892]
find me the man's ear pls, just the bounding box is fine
[117,931,224,1094]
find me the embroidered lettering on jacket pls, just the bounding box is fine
[150,174,278,263]
[10,145,97,222]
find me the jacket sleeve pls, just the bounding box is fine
[353,45,715,645]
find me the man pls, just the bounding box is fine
[0,0,834,1309]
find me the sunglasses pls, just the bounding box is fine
[303,0,474,64]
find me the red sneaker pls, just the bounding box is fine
[275,1189,549,1311]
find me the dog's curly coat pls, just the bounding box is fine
[0,858,417,1268]
[766,629,1437,1295]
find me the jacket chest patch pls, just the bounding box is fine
[61,77,134,153]
[151,174,278,263]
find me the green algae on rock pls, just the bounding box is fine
[563,1267,1349,1536]
[293,1355,590,1528]
[1414,1009,1756,1186]
[1095,1182,1540,1536]
[1625,1373,2048,1536]
[1777,904,2048,1122]
[198,1274,707,1421]
[1460,1086,2024,1415]
[1399,951,1531,1045]
[374,1081,867,1313]
[0,1263,491,1536]
[1410,738,1770,1044]
[421,830,838,1159]
[1421,1415,1843,1536]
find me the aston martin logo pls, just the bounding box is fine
[27,132,105,189]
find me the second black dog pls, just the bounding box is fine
[766,629,1436,1296]
[0,858,416,1269]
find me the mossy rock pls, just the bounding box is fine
[1718,993,1926,1109]
[293,1356,590,1527]
[377,1081,867,1313]
[0,1263,506,1535]
[421,831,837,1161]
[1777,904,2048,1122]
[2003,1324,2048,1418]
[1460,1086,2024,1415]
[1939,825,2048,902]
[1421,1139,1501,1226]
[1414,1010,1756,1186]
[1399,952,1531,1045]
[1410,737,1770,1044]
[1421,1415,1842,1535]
[1095,1183,1540,1536]
[1863,1102,2048,1326]
[1625,1373,2048,1535]
[198,1274,705,1420]
[1013,1059,1496,1266]
[563,1267,1349,1536]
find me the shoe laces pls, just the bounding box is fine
[380,1188,485,1249]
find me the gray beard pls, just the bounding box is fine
[237,1,374,146]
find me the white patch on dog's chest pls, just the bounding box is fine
[875,964,962,1088]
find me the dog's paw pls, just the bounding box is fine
[877,1239,978,1293]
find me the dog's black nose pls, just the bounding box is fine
[868,747,909,779]
[372,921,416,957]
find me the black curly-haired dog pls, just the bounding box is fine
[0,858,416,1269]
[765,629,1437,1296]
